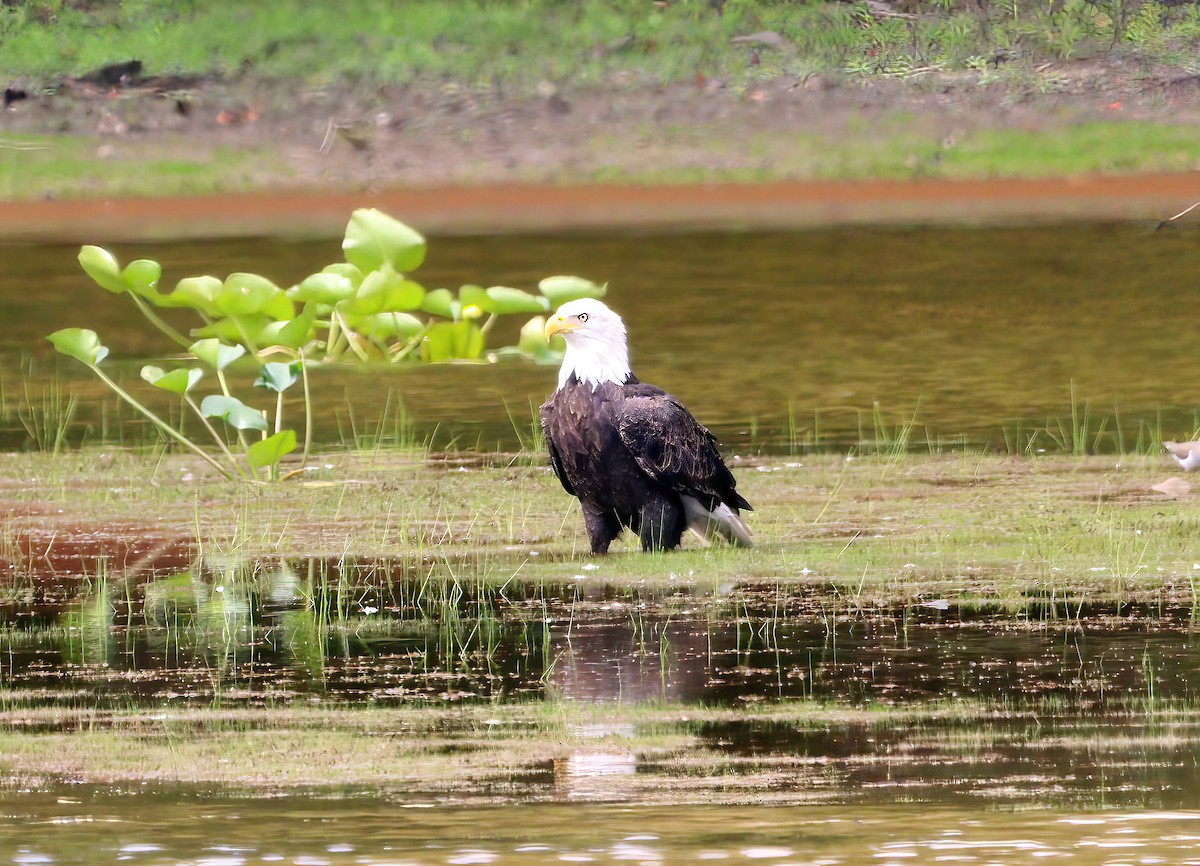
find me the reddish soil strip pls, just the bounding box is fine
[4,173,1200,241]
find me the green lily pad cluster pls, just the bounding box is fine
[75,208,605,364]
[48,209,606,481]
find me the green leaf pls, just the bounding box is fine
[191,315,271,342]
[487,286,550,315]
[342,209,426,273]
[201,395,268,431]
[121,259,162,299]
[360,312,424,341]
[255,361,300,392]
[458,284,493,315]
[78,246,128,294]
[519,315,564,363]
[141,365,202,395]
[421,288,459,320]
[339,265,423,317]
[189,339,246,371]
[256,304,316,350]
[287,272,356,304]
[162,276,222,314]
[48,328,109,365]
[539,275,607,307]
[343,265,398,316]
[322,263,364,287]
[262,292,295,321]
[421,321,484,362]
[384,278,425,311]
[215,273,283,317]
[247,429,297,469]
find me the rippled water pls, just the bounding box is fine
[7,223,1200,451]
[7,794,1200,865]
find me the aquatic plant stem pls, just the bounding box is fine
[86,364,235,479]
[183,394,244,477]
[128,294,193,349]
[299,349,312,469]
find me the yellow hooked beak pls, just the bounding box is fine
[544,315,574,341]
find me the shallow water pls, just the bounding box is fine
[4,559,1199,709]
[7,223,1200,452]
[7,793,1200,865]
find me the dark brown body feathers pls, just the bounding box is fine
[539,374,751,553]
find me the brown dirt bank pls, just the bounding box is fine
[2,172,1199,241]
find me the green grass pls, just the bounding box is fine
[0,446,1192,608]
[0,134,285,199]
[0,2,1197,199]
[584,120,1200,185]
[2,0,1198,90]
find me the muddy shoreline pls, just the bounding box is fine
[2,172,1199,242]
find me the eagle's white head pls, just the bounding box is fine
[545,299,631,390]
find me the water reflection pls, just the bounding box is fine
[3,553,1200,709]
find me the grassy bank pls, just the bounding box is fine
[3,0,1198,90]
[0,447,1192,608]
[2,2,1200,200]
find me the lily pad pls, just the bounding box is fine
[163,276,222,314]
[215,273,284,317]
[519,315,564,363]
[255,361,300,393]
[191,315,271,342]
[201,395,268,431]
[189,339,246,371]
[539,275,607,307]
[78,246,127,294]
[47,328,109,366]
[361,312,424,341]
[342,209,426,273]
[457,284,493,315]
[487,286,550,315]
[322,263,364,287]
[287,272,356,305]
[257,304,316,350]
[141,365,203,395]
[421,288,460,320]
[247,429,297,469]
[121,259,162,299]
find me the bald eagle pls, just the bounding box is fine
[540,299,752,554]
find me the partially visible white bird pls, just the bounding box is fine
[1163,440,1200,471]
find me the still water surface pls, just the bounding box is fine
[5,223,1200,451]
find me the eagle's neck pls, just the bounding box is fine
[557,330,632,390]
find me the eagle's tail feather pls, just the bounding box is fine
[682,496,754,548]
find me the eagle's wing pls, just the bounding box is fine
[617,388,749,511]
[539,401,576,496]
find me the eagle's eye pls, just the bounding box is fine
[577,313,589,322]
